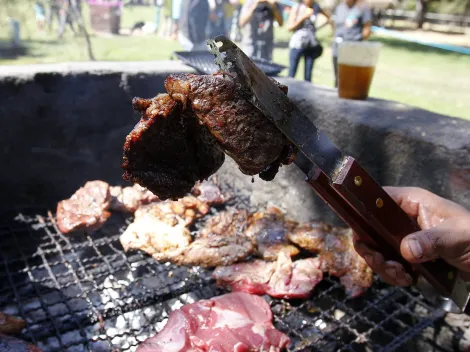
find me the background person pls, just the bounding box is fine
[179,0,209,50]
[331,0,372,87]
[239,0,283,61]
[353,187,470,286]
[287,0,331,81]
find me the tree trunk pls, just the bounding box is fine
[70,0,96,61]
[415,0,428,29]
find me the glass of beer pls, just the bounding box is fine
[337,41,382,100]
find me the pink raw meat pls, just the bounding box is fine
[213,252,323,299]
[136,292,290,352]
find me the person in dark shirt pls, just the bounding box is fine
[332,0,372,87]
[179,0,209,51]
[287,0,331,81]
[239,0,283,61]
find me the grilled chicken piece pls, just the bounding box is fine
[122,94,225,200]
[191,179,227,205]
[56,180,111,234]
[109,184,159,213]
[198,208,250,238]
[288,224,373,297]
[213,252,323,299]
[0,313,25,335]
[165,73,296,181]
[0,334,42,352]
[245,207,300,261]
[166,235,255,268]
[136,292,290,352]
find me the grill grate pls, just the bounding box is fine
[0,206,455,352]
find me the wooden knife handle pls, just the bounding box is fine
[332,156,459,298]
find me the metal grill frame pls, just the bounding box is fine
[0,206,458,352]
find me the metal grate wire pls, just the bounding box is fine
[0,206,455,352]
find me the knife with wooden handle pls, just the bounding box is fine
[207,35,470,314]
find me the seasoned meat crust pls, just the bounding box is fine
[165,74,296,180]
[122,94,225,200]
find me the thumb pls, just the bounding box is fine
[400,217,470,271]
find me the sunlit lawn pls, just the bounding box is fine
[1,4,469,120]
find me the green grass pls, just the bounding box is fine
[1,4,470,120]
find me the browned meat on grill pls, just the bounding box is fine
[135,196,210,226]
[320,228,373,297]
[198,208,250,238]
[122,93,225,200]
[288,224,373,297]
[136,292,290,352]
[245,207,300,261]
[0,334,42,352]
[213,252,323,299]
[110,184,159,213]
[167,235,255,267]
[119,208,191,261]
[191,179,227,205]
[0,313,25,335]
[286,221,332,252]
[56,180,111,234]
[165,73,297,181]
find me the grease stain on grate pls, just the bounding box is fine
[0,208,447,351]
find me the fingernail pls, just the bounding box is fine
[385,267,397,279]
[407,238,423,259]
[364,254,374,266]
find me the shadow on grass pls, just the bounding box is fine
[372,36,468,56]
[0,39,62,61]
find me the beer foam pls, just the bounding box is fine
[338,41,381,67]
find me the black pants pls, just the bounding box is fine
[333,56,338,88]
[288,47,317,82]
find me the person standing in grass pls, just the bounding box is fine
[154,0,165,34]
[34,2,47,32]
[287,0,331,81]
[331,0,372,87]
[179,0,209,50]
[239,0,283,60]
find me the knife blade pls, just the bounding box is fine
[206,35,470,314]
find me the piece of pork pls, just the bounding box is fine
[288,224,373,297]
[245,207,300,261]
[198,208,250,238]
[191,179,227,205]
[0,313,25,335]
[165,73,296,181]
[109,184,159,213]
[56,180,111,234]
[213,252,323,299]
[122,93,225,200]
[136,292,290,352]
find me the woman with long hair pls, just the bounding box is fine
[287,0,331,81]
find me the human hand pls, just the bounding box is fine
[353,187,470,287]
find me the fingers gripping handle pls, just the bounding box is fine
[332,156,459,298]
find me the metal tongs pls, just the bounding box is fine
[207,35,470,314]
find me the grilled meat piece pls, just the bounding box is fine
[246,207,300,261]
[119,210,191,262]
[0,313,25,335]
[122,93,225,200]
[136,292,290,352]
[110,184,159,213]
[0,334,42,352]
[165,73,296,180]
[56,180,111,234]
[288,224,373,297]
[135,196,210,226]
[167,236,255,267]
[214,252,323,299]
[198,208,249,238]
[191,179,227,205]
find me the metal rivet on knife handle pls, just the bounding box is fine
[376,198,384,208]
[354,176,362,186]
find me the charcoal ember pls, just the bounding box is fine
[56,180,111,234]
[165,73,296,181]
[122,94,225,200]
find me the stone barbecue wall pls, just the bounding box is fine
[0,61,469,224]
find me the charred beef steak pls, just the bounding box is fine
[56,180,112,234]
[213,252,323,299]
[122,94,225,200]
[165,73,296,181]
[136,292,290,352]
